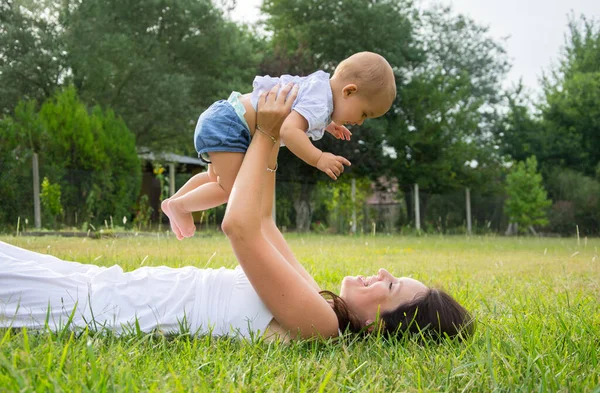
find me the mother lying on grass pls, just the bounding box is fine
[0,83,473,342]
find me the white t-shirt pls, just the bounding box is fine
[0,241,273,339]
[250,70,333,142]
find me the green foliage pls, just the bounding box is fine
[275,180,295,229]
[0,87,141,228]
[0,0,66,115]
[0,0,262,153]
[262,0,417,73]
[1,1,598,236]
[152,164,169,206]
[64,0,262,152]
[318,177,372,233]
[540,16,600,176]
[133,194,154,231]
[546,168,600,235]
[504,156,552,232]
[40,176,63,228]
[388,5,509,196]
[493,85,545,165]
[496,15,600,236]
[262,0,420,229]
[0,100,42,227]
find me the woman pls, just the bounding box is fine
[0,83,473,341]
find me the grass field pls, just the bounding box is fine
[1,234,599,392]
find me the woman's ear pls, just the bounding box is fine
[365,319,375,332]
[342,84,358,97]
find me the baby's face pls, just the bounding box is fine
[331,90,391,127]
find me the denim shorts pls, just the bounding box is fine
[194,100,251,164]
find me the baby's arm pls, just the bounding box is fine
[280,111,322,166]
[280,111,351,180]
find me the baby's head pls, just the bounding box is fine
[330,52,396,126]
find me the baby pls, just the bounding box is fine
[163,51,396,239]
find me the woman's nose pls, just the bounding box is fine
[378,268,392,279]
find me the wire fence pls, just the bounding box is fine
[2,164,596,236]
[272,179,508,235]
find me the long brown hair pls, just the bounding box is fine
[321,288,474,341]
[381,288,475,341]
[319,290,364,334]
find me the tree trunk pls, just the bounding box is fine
[294,182,314,232]
[505,222,518,236]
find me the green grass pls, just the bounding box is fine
[1,234,599,392]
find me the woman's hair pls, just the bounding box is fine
[381,288,475,341]
[321,288,474,341]
[320,291,364,334]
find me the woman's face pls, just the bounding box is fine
[340,268,428,326]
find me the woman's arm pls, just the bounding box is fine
[261,212,321,293]
[258,138,321,293]
[222,83,339,339]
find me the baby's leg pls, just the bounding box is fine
[162,168,216,239]
[168,152,244,238]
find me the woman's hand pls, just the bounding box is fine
[256,83,299,141]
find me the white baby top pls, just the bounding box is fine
[0,241,273,339]
[250,70,333,142]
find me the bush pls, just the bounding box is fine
[318,177,371,233]
[546,168,600,235]
[0,87,141,229]
[40,177,63,228]
[504,156,552,234]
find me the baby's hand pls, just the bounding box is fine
[316,152,351,180]
[325,122,352,141]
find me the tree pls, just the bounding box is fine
[493,84,545,165]
[496,16,600,235]
[386,5,509,222]
[0,87,141,228]
[540,15,600,176]
[261,0,420,230]
[545,168,600,235]
[504,156,551,234]
[0,0,67,115]
[0,99,43,226]
[63,0,263,153]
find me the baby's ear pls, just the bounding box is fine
[365,319,375,332]
[343,84,358,97]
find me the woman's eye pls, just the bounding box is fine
[389,282,393,290]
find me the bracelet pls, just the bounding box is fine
[255,124,277,144]
[267,163,278,173]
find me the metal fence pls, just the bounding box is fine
[7,162,595,236]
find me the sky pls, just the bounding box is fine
[227,0,600,95]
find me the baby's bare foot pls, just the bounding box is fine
[161,199,184,240]
[168,199,196,238]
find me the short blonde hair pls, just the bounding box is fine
[333,52,397,105]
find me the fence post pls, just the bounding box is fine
[414,183,420,231]
[351,178,357,234]
[466,187,472,235]
[32,153,41,229]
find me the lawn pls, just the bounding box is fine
[1,234,598,392]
